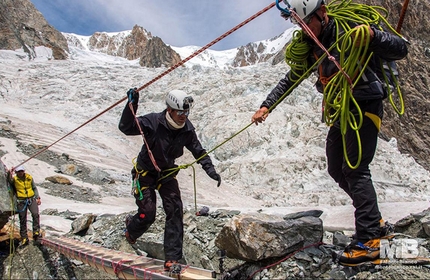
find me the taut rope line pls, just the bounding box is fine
[13,2,276,170]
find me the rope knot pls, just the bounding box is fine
[178,164,191,170]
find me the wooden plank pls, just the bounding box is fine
[41,236,216,280]
[0,222,45,242]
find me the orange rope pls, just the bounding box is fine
[289,10,353,88]
[134,2,276,93]
[247,242,325,280]
[13,1,276,169]
[128,102,161,172]
[396,0,410,33]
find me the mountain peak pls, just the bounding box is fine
[0,0,69,59]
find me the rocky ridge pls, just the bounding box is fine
[0,0,69,60]
[360,0,430,171]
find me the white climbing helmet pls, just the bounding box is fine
[284,0,324,22]
[165,90,194,110]
[15,165,25,172]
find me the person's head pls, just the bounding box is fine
[285,0,327,37]
[15,165,25,178]
[165,90,194,126]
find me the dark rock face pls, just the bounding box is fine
[358,0,430,171]
[67,24,182,68]
[0,0,69,59]
[87,25,153,60]
[139,36,182,68]
[121,25,152,60]
[232,42,273,67]
[0,160,13,229]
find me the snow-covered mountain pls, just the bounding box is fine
[62,26,299,69]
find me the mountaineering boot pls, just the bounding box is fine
[352,219,395,240]
[33,231,41,245]
[124,214,136,244]
[335,238,380,266]
[380,220,395,238]
[125,231,136,244]
[20,238,29,247]
[164,260,182,274]
[33,231,40,241]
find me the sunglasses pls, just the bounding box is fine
[176,110,190,116]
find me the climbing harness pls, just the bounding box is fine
[15,198,30,213]
[130,157,162,201]
[276,0,408,169]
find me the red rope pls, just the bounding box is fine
[101,257,109,274]
[92,255,99,270]
[290,10,353,87]
[247,242,325,280]
[128,102,161,172]
[14,2,276,170]
[112,259,128,277]
[135,1,276,93]
[396,0,410,33]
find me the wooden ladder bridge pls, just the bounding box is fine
[41,236,217,280]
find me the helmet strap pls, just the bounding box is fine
[314,12,325,28]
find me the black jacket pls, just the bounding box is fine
[261,19,408,110]
[119,103,216,178]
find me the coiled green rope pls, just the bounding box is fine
[284,0,405,168]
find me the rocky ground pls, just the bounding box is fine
[2,128,430,279]
[0,126,128,203]
[3,207,430,279]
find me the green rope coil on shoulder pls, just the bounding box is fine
[327,0,406,116]
[285,30,313,82]
[283,0,406,169]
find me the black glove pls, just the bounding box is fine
[208,172,221,187]
[127,88,139,104]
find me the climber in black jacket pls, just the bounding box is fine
[252,0,408,266]
[119,88,221,272]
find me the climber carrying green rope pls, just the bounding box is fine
[118,88,221,272]
[252,0,408,266]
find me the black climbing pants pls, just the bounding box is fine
[326,99,383,241]
[127,177,184,261]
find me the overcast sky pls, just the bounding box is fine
[29,0,293,51]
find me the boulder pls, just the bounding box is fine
[215,212,323,262]
[0,160,14,229]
